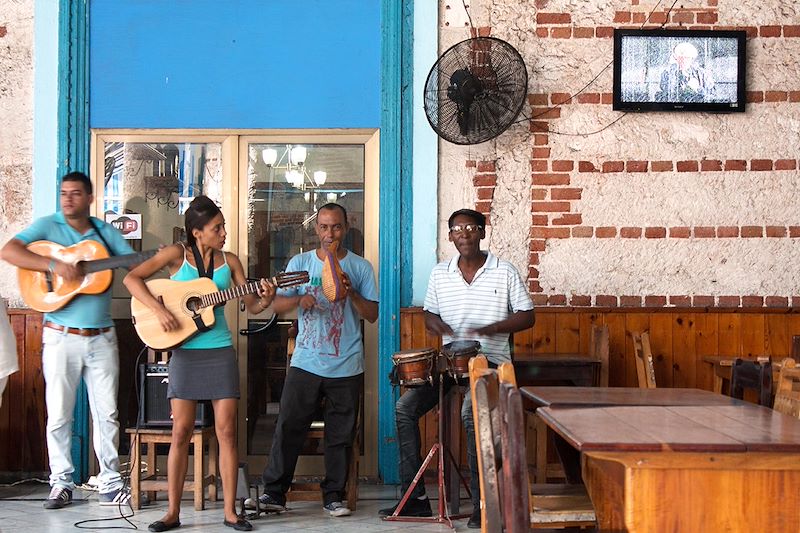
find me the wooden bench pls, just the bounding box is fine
[126,427,218,510]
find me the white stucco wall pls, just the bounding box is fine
[434,0,800,305]
[0,1,34,304]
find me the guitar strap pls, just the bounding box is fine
[189,243,215,332]
[85,217,117,295]
[89,217,116,258]
[190,243,214,280]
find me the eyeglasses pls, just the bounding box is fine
[449,224,483,235]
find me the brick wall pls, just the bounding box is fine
[438,0,800,309]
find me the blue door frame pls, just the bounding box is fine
[60,0,414,484]
[57,0,91,484]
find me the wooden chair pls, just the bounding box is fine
[127,426,218,510]
[471,357,596,532]
[773,358,800,417]
[284,321,361,509]
[470,356,504,533]
[631,331,657,388]
[730,358,773,407]
[590,324,609,387]
[792,336,800,360]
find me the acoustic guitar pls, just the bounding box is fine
[18,240,157,313]
[131,270,309,350]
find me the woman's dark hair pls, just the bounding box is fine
[185,195,222,246]
[61,171,93,195]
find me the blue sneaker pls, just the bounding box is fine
[323,501,351,517]
[257,492,286,512]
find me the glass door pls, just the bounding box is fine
[237,133,379,476]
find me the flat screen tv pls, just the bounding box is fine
[613,29,747,112]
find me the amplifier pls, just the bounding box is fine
[138,363,213,428]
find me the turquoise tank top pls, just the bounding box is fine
[171,245,233,349]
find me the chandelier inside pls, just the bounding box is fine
[262,145,327,190]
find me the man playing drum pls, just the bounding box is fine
[380,208,534,528]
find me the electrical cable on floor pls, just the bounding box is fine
[73,344,149,530]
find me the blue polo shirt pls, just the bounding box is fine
[15,212,133,328]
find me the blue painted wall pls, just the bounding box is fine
[90,0,380,128]
[33,0,59,216]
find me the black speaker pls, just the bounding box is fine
[138,363,213,427]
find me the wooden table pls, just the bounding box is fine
[513,355,600,387]
[512,356,600,482]
[537,404,800,531]
[521,386,746,408]
[702,355,783,394]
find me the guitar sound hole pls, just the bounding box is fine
[186,296,202,314]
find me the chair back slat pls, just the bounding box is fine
[499,383,531,533]
[470,356,503,533]
[731,358,773,406]
[632,331,657,388]
[590,324,610,387]
[774,358,800,417]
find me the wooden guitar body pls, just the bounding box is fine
[131,278,218,350]
[19,240,113,313]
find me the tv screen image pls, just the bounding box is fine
[613,29,747,112]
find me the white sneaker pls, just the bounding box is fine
[98,487,132,507]
[323,501,351,517]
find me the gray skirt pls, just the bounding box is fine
[167,346,240,400]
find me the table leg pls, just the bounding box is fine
[552,433,582,485]
[534,415,548,483]
[712,372,723,394]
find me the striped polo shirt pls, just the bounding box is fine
[423,251,534,364]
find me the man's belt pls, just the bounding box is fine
[44,321,112,337]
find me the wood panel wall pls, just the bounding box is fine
[0,309,47,475]
[4,306,798,476]
[399,306,800,468]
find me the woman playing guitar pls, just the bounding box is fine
[124,195,274,532]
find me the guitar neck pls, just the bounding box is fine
[198,280,261,309]
[83,250,156,274]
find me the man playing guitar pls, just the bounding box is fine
[1,171,134,509]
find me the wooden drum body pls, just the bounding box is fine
[441,340,481,379]
[391,348,436,387]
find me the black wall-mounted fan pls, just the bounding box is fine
[424,37,528,145]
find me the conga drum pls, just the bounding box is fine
[441,340,481,380]
[391,348,436,387]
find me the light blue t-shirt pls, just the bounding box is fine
[14,212,134,328]
[279,249,379,378]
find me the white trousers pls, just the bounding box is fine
[0,375,7,408]
[42,326,122,493]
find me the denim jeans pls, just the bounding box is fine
[41,327,122,493]
[262,367,362,505]
[394,379,479,510]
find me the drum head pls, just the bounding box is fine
[392,347,436,364]
[441,340,481,356]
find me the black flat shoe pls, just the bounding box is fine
[223,518,253,531]
[148,520,181,533]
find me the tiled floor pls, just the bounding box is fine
[0,481,475,532]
